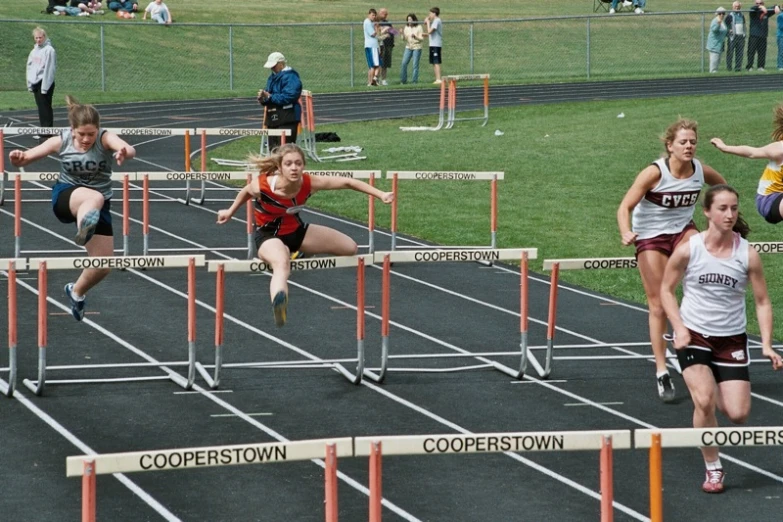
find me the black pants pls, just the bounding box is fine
[726,35,745,71]
[31,81,55,130]
[747,35,767,69]
[267,122,299,152]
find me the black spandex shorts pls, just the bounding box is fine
[52,183,113,236]
[254,224,309,253]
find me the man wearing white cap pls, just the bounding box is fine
[258,51,303,151]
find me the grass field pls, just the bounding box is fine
[202,91,783,339]
[0,1,752,110]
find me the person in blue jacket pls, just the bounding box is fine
[257,52,303,152]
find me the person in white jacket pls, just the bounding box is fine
[26,27,57,139]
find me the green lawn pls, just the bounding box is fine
[0,1,757,109]
[202,92,783,339]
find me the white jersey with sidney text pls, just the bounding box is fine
[680,232,749,336]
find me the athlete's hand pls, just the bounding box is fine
[9,150,27,167]
[620,231,638,246]
[114,147,128,166]
[710,138,727,152]
[216,209,232,224]
[380,191,394,204]
[671,328,691,350]
[763,346,783,370]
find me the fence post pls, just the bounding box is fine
[700,14,706,73]
[100,25,106,92]
[229,25,234,91]
[586,18,591,80]
[469,23,474,74]
[350,25,355,88]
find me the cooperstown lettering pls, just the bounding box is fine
[164,172,231,181]
[248,258,339,272]
[414,172,478,180]
[139,445,287,470]
[752,242,783,253]
[423,434,565,453]
[413,251,500,262]
[700,429,783,446]
[582,259,637,269]
[307,171,359,177]
[72,257,166,269]
[119,129,173,136]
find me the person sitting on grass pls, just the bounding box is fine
[142,0,172,24]
[216,144,393,328]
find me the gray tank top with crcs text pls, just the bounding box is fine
[59,128,113,198]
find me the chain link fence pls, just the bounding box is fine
[0,12,763,94]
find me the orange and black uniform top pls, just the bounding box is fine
[253,173,312,235]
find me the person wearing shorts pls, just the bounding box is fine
[661,184,782,494]
[216,144,394,328]
[425,7,442,83]
[711,103,783,224]
[364,9,381,86]
[617,118,726,402]
[9,95,135,321]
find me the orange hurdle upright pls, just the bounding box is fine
[649,433,663,522]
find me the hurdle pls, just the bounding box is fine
[67,437,351,522]
[0,259,23,397]
[364,248,562,382]
[198,254,371,388]
[540,243,783,373]
[356,429,631,522]
[385,171,503,251]
[298,91,365,163]
[637,426,783,522]
[187,128,290,205]
[18,255,205,396]
[399,74,490,132]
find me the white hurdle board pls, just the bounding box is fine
[387,171,504,181]
[355,430,632,456]
[373,248,536,264]
[66,437,353,476]
[28,255,206,271]
[207,255,372,273]
[636,427,783,448]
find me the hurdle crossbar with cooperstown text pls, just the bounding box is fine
[385,171,504,252]
[363,249,558,382]
[20,256,204,397]
[198,255,370,388]
[543,243,783,271]
[357,429,628,522]
[637,427,783,522]
[68,438,349,522]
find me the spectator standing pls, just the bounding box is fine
[26,27,56,139]
[725,2,747,71]
[707,7,729,73]
[364,9,381,87]
[377,8,395,86]
[400,13,424,84]
[142,0,172,24]
[425,7,443,84]
[257,52,302,152]
[777,5,783,69]
[747,0,770,71]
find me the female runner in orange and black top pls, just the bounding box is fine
[217,144,394,327]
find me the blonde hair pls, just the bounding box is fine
[65,95,100,129]
[772,104,783,142]
[660,118,698,156]
[32,26,46,38]
[248,143,306,174]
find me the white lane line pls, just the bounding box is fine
[210,413,273,418]
[564,402,624,407]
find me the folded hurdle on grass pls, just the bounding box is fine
[67,437,352,522]
[5,255,205,396]
[385,171,503,251]
[400,74,490,131]
[363,248,560,382]
[199,254,372,388]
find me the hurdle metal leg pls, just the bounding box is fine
[1,262,18,397]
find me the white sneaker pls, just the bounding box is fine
[78,11,90,16]
[758,67,765,72]
[635,7,643,13]
[622,0,633,6]
[609,8,616,13]
[380,79,388,86]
